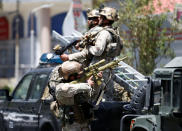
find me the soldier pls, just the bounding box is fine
[60,7,123,101]
[74,9,101,52]
[51,61,102,131]
[87,9,100,30]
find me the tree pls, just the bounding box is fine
[118,0,176,75]
[92,0,113,8]
[93,0,177,75]
[0,0,2,10]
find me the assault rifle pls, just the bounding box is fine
[52,30,98,54]
[71,56,127,85]
[52,30,81,55]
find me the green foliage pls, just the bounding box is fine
[118,0,176,75]
[0,85,13,94]
[92,0,113,8]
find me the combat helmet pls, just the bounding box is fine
[87,9,100,18]
[59,61,83,80]
[99,7,119,21]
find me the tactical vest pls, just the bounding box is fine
[79,26,103,49]
[61,93,93,125]
[104,27,123,57]
[86,26,123,58]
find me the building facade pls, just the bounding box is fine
[0,0,92,87]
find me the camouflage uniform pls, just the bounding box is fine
[113,82,131,102]
[62,122,90,131]
[68,26,121,101]
[56,82,92,106]
[49,65,62,97]
[66,7,123,101]
[56,81,92,131]
[48,65,63,117]
[68,26,103,67]
[50,61,94,131]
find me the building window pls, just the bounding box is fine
[12,14,24,39]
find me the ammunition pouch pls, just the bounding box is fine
[74,93,93,123]
[62,106,75,125]
[105,27,123,57]
[105,42,118,57]
[61,93,93,125]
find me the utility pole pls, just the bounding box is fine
[15,0,20,81]
[30,12,34,68]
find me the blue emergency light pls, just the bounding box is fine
[40,53,63,64]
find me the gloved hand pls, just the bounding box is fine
[53,45,62,55]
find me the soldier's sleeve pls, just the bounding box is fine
[48,65,62,98]
[56,83,92,98]
[88,30,112,56]
[68,48,89,61]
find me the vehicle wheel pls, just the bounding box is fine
[0,113,5,131]
[41,123,54,131]
[130,84,147,114]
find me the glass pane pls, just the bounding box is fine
[29,74,48,100]
[162,80,171,106]
[14,75,33,100]
[173,79,182,107]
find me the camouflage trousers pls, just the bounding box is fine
[62,122,90,131]
[101,70,131,102]
[101,70,115,101]
[113,82,131,102]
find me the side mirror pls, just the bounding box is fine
[0,89,11,101]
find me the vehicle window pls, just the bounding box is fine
[162,80,171,106]
[173,78,182,107]
[13,75,33,100]
[29,74,48,100]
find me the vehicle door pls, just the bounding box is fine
[3,74,34,131]
[25,73,50,130]
[0,89,10,131]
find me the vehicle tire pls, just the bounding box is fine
[41,123,54,131]
[130,84,147,114]
[0,113,5,131]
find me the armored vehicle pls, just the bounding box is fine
[126,57,182,131]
